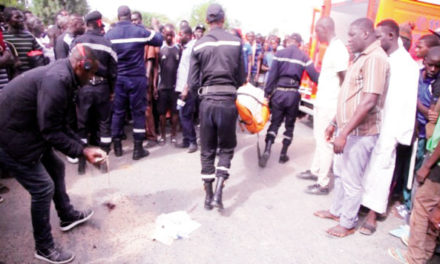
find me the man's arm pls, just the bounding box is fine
[264,58,279,98]
[37,77,84,158]
[145,29,163,47]
[237,43,246,87]
[337,71,346,87]
[187,48,201,94]
[333,93,380,153]
[305,58,319,83]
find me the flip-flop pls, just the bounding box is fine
[359,222,376,236]
[388,247,408,264]
[401,234,409,247]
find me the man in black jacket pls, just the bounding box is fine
[259,33,319,167]
[188,3,246,210]
[0,45,105,264]
[71,11,117,174]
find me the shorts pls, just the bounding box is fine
[157,90,180,115]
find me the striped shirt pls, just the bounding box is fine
[336,40,390,136]
[3,30,42,74]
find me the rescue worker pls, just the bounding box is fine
[71,11,117,174]
[0,45,105,264]
[105,5,163,160]
[188,3,246,210]
[259,33,319,167]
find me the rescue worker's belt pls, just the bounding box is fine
[276,86,299,92]
[198,85,236,96]
[89,75,107,85]
[277,76,299,88]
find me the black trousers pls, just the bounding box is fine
[199,96,238,180]
[77,83,112,144]
[0,147,75,251]
[266,89,301,146]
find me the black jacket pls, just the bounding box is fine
[265,45,319,97]
[0,59,84,165]
[70,29,118,91]
[54,32,73,60]
[188,27,246,93]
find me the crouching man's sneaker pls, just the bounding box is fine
[60,209,94,232]
[35,247,74,264]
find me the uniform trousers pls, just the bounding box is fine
[179,92,197,145]
[111,75,147,140]
[265,89,301,146]
[77,83,112,145]
[199,95,238,180]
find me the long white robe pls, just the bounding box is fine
[361,47,419,214]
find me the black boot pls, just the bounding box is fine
[133,140,149,160]
[78,156,86,175]
[279,144,290,163]
[100,143,111,154]
[259,141,273,168]
[113,138,123,157]
[212,177,226,210]
[203,179,214,210]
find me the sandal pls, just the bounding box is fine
[359,222,376,236]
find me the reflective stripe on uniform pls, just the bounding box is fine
[100,137,112,143]
[201,174,215,180]
[133,128,146,133]
[273,56,312,67]
[78,42,118,62]
[193,40,241,52]
[110,31,157,44]
[216,166,230,172]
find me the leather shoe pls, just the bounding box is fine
[305,183,330,195]
[296,170,318,181]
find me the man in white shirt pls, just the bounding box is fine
[175,26,198,153]
[359,19,419,235]
[297,17,349,195]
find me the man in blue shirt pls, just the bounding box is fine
[105,5,163,160]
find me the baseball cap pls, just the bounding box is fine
[206,3,224,23]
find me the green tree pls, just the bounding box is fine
[189,0,235,30]
[0,0,26,9]
[137,11,172,29]
[31,0,89,25]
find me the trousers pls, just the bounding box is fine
[0,147,75,250]
[111,75,147,140]
[199,96,238,180]
[179,92,197,145]
[77,83,112,144]
[265,89,301,146]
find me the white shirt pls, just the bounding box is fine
[175,39,196,93]
[314,38,349,109]
[381,46,419,145]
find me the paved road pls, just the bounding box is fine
[0,119,408,264]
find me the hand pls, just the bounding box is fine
[181,87,188,101]
[109,93,115,102]
[333,133,347,154]
[428,206,440,231]
[153,88,158,100]
[428,109,439,123]
[262,97,269,106]
[325,125,335,142]
[83,147,107,165]
[416,164,431,184]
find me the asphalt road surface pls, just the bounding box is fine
[0,118,412,264]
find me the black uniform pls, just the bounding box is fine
[70,29,117,149]
[188,27,246,180]
[0,59,85,251]
[264,45,319,148]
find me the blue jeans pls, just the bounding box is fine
[179,93,197,145]
[0,147,75,250]
[111,75,147,140]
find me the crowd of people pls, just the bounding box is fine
[0,2,440,264]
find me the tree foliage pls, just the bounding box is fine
[0,0,26,9]
[137,11,172,29]
[31,0,89,25]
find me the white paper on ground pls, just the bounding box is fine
[151,211,201,245]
